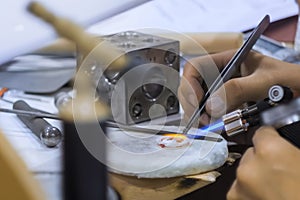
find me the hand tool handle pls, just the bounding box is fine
[261,98,300,148]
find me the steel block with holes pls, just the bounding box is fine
[93,31,180,125]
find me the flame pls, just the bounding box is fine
[158,133,190,149]
[163,133,187,139]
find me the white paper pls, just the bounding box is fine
[89,0,298,35]
[0,91,62,173]
[0,0,149,65]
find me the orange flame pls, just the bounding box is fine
[163,133,187,139]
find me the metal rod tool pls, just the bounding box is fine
[13,100,62,147]
[182,15,270,135]
[0,107,60,120]
[106,121,222,142]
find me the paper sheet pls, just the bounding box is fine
[0,0,149,65]
[89,0,298,35]
[0,91,62,173]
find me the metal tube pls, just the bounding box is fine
[13,100,62,147]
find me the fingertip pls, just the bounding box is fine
[178,76,203,108]
[256,126,276,133]
[227,180,238,200]
[254,126,277,140]
[178,81,198,108]
[252,126,280,152]
[188,94,198,107]
[205,94,226,118]
[179,94,197,120]
[198,112,211,126]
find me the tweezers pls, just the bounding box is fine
[106,121,223,142]
[182,15,270,135]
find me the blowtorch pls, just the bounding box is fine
[205,85,300,148]
[222,85,293,136]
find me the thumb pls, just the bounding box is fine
[206,75,274,118]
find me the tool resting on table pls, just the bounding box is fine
[13,100,62,147]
